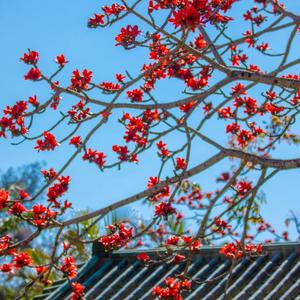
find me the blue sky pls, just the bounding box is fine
[0,0,300,239]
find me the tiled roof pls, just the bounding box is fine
[35,242,300,300]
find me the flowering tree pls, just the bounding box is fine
[1,0,300,299]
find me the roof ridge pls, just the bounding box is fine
[92,241,300,257]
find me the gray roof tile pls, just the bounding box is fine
[35,242,300,300]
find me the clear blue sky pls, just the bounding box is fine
[0,0,300,239]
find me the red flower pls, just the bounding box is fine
[153,276,191,299]
[0,189,9,209]
[35,265,48,274]
[99,223,133,251]
[194,34,207,49]
[256,42,269,52]
[176,157,187,170]
[182,236,201,250]
[169,5,201,31]
[32,204,47,215]
[217,172,230,182]
[102,4,126,16]
[127,89,143,102]
[231,83,246,95]
[69,136,82,147]
[166,236,180,246]
[147,176,170,201]
[235,180,252,196]
[82,148,106,168]
[35,131,59,151]
[19,189,29,200]
[236,129,254,148]
[179,101,196,113]
[71,282,85,300]
[70,69,93,92]
[28,95,39,106]
[220,242,262,260]
[88,14,105,28]
[60,256,77,279]
[137,253,150,263]
[20,50,39,64]
[265,90,277,100]
[99,81,121,92]
[24,68,42,80]
[41,168,57,181]
[218,106,233,119]
[116,73,126,83]
[156,140,170,157]
[154,202,176,218]
[115,25,140,48]
[47,176,70,202]
[282,231,289,241]
[264,103,284,115]
[8,202,27,215]
[213,217,231,235]
[226,122,240,134]
[112,145,138,163]
[55,54,68,67]
[13,252,32,269]
[174,254,185,264]
[0,264,13,273]
[147,176,159,189]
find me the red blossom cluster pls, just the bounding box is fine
[127,88,144,102]
[70,69,93,92]
[60,256,78,278]
[0,100,28,138]
[155,202,177,218]
[213,217,232,235]
[176,186,204,209]
[152,276,192,300]
[141,32,212,92]
[235,180,252,197]
[165,235,201,251]
[115,25,140,48]
[98,223,133,251]
[156,140,170,158]
[99,81,121,92]
[175,157,187,170]
[112,144,138,163]
[122,110,161,147]
[0,246,33,274]
[55,54,68,67]
[147,176,170,202]
[69,135,82,147]
[179,101,197,113]
[28,95,39,106]
[0,187,66,227]
[243,7,266,26]
[82,148,106,169]
[35,131,59,151]
[220,241,263,260]
[194,34,207,49]
[0,189,9,209]
[41,168,57,181]
[71,282,85,300]
[20,50,39,64]
[47,175,70,203]
[88,4,126,28]
[68,99,91,122]
[137,252,151,263]
[24,68,42,81]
